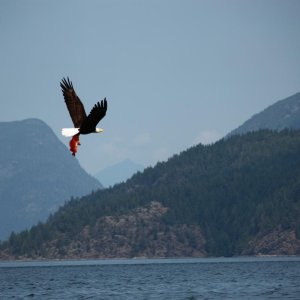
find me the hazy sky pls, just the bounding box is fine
[1,0,300,174]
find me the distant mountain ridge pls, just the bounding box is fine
[2,92,300,259]
[1,129,300,259]
[228,93,300,136]
[0,118,102,240]
[95,159,144,187]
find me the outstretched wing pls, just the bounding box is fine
[60,77,87,128]
[80,98,107,133]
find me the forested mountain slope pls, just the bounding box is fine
[1,130,300,258]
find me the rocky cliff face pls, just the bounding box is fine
[1,202,206,260]
[243,227,300,256]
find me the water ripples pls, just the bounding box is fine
[0,257,300,299]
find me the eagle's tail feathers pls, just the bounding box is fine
[61,128,80,137]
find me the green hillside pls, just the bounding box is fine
[1,130,300,259]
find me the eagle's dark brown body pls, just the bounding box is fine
[60,77,107,156]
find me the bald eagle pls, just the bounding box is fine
[60,77,107,156]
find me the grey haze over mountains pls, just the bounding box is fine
[0,119,102,241]
[228,93,300,137]
[94,159,144,187]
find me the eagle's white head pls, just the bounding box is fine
[95,128,104,133]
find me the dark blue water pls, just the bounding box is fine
[0,257,299,299]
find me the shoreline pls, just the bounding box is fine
[1,255,300,267]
